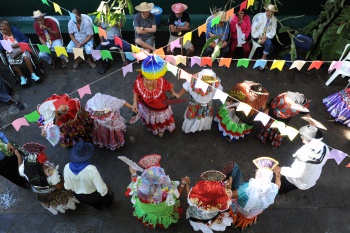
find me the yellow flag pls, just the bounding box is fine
[131,44,141,53]
[183,32,192,46]
[175,55,186,65]
[270,60,286,71]
[73,48,85,60]
[54,46,68,58]
[247,0,254,9]
[53,3,62,15]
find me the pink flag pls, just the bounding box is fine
[91,50,101,60]
[165,55,176,65]
[179,70,192,82]
[18,42,33,53]
[328,61,342,71]
[0,40,13,52]
[122,63,133,77]
[114,36,123,49]
[78,85,92,99]
[170,38,181,52]
[327,149,348,165]
[191,56,201,67]
[132,51,148,61]
[12,117,29,131]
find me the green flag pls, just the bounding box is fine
[211,16,220,27]
[24,111,40,122]
[237,59,250,68]
[93,25,99,34]
[101,50,113,61]
[41,0,50,6]
[37,44,51,54]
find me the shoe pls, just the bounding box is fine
[31,73,40,82]
[15,101,25,110]
[20,76,28,86]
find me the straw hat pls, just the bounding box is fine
[264,4,278,13]
[135,2,154,12]
[32,10,46,19]
[212,11,226,22]
[198,69,219,84]
[299,125,323,141]
[171,3,188,13]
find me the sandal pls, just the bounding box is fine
[88,60,96,69]
[62,60,68,68]
[73,58,83,69]
[16,101,25,110]
[50,57,56,69]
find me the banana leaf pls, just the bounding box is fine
[200,35,221,57]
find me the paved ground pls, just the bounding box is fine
[0,48,349,233]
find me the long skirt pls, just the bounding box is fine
[91,121,126,150]
[36,189,79,215]
[138,103,175,136]
[214,105,253,141]
[182,100,213,133]
[323,88,350,127]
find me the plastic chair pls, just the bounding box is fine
[248,14,263,59]
[325,61,350,86]
[284,34,314,82]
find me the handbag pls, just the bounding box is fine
[9,47,22,59]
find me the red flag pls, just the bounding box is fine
[201,57,213,67]
[18,42,33,53]
[240,1,247,11]
[307,61,323,70]
[114,36,123,49]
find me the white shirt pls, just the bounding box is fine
[64,164,108,196]
[251,12,277,39]
[281,140,329,190]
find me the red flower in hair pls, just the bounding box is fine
[37,153,47,164]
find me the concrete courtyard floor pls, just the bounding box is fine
[0,52,349,233]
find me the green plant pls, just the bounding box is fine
[90,0,134,29]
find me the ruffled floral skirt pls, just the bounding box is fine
[182,100,213,133]
[323,88,350,127]
[91,121,126,150]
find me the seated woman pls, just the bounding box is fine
[126,154,190,229]
[323,88,350,127]
[0,20,40,86]
[17,142,79,215]
[228,9,251,58]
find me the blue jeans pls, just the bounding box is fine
[39,39,65,64]
[67,39,94,55]
[253,38,273,57]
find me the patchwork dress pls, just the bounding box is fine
[323,88,350,127]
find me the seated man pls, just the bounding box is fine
[0,76,24,110]
[251,4,277,69]
[32,10,67,69]
[133,2,156,52]
[166,3,194,56]
[203,11,230,58]
[67,8,96,69]
[96,4,131,74]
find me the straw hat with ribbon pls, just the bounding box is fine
[135,2,154,12]
[171,3,188,14]
[32,10,46,19]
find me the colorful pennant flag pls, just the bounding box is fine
[183,32,192,45]
[154,48,165,59]
[240,0,247,11]
[53,2,62,15]
[191,56,201,67]
[236,102,252,116]
[91,50,102,60]
[54,46,68,58]
[254,112,270,126]
[93,25,99,34]
[131,44,141,53]
[211,15,220,27]
[125,52,136,61]
[114,36,123,49]
[24,111,40,123]
[247,0,254,9]
[37,44,51,54]
[175,55,186,66]
[0,40,13,52]
[270,60,286,71]
[201,57,212,67]
[328,61,342,71]
[327,149,348,165]
[165,55,176,65]
[281,126,299,140]
[198,23,207,37]
[69,11,77,23]
[78,85,91,99]
[290,60,306,70]
[226,8,234,21]
[213,89,228,104]
[170,38,181,52]
[98,27,107,40]
[132,51,148,61]
[18,42,32,53]
[167,63,178,76]
[195,78,209,92]
[346,163,350,168]
[179,70,192,82]
[219,58,232,68]
[41,0,50,6]
[253,59,267,69]
[308,60,323,70]
[12,117,29,132]
[270,120,286,132]
[73,48,85,60]
[237,58,249,68]
[122,63,133,77]
[101,50,113,60]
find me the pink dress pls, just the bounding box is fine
[85,93,127,150]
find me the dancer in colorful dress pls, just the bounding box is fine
[132,55,179,137]
[215,81,269,142]
[186,170,233,233]
[126,154,190,229]
[228,168,280,230]
[18,142,79,215]
[256,91,312,149]
[85,93,134,150]
[323,88,350,127]
[37,94,93,147]
[178,69,223,133]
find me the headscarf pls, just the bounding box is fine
[244,168,278,212]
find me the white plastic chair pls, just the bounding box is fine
[325,61,350,86]
[248,15,262,59]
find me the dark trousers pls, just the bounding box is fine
[74,191,114,210]
[0,156,26,187]
[278,175,298,194]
